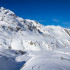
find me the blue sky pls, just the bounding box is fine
[0,0,70,28]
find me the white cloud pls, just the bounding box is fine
[52,19,59,22]
[38,20,48,22]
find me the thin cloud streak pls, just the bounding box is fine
[52,19,59,22]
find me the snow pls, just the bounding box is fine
[11,38,24,51]
[0,49,25,70]
[21,51,70,70]
[0,7,70,70]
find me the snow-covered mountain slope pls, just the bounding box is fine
[0,7,70,70]
[0,7,70,52]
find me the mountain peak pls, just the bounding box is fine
[0,7,6,10]
[0,7,16,17]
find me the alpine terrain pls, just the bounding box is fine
[0,7,70,70]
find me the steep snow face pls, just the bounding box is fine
[0,7,70,51]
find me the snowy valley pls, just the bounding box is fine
[0,7,70,70]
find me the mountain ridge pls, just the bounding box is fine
[0,7,70,51]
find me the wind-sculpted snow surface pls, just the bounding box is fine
[0,7,70,70]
